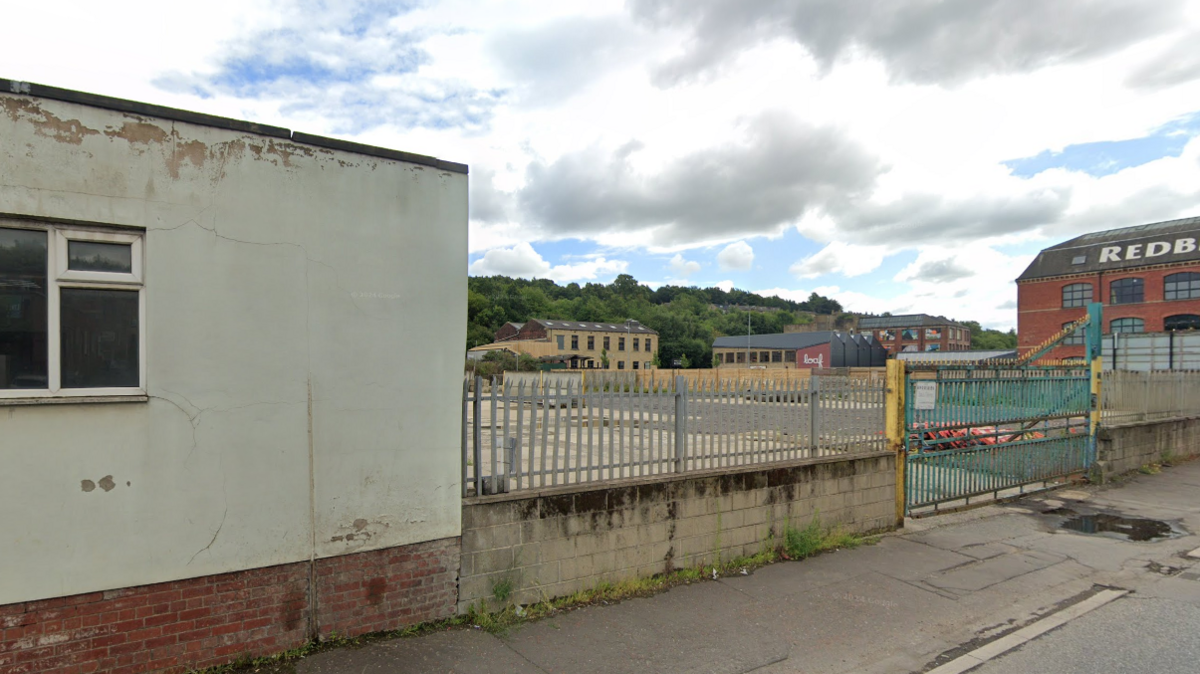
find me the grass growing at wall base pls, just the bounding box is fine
[781,515,861,560]
[197,521,876,673]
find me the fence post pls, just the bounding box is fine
[885,360,906,527]
[473,376,483,496]
[809,375,820,457]
[674,376,687,472]
[1086,301,1103,471]
[461,378,469,497]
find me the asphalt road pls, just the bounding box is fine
[974,594,1200,674]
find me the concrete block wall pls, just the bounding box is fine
[459,453,896,612]
[1097,416,1200,479]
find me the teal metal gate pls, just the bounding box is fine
[903,305,1102,514]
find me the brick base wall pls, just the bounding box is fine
[0,537,459,674]
[459,453,896,612]
[315,539,458,638]
[1097,416,1200,480]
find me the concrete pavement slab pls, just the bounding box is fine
[1121,572,1200,605]
[1004,528,1177,573]
[746,571,966,674]
[924,549,1067,594]
[907,513,1052,552]
[865,537,978,582]
[503,580,787,674]
[955,542,1016,560]
[297,630,534,674]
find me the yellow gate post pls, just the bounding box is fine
[885,359,906,527]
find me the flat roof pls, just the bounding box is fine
[896,350,1016,362]
[1018,216,1200,281]
[530,319,658,335]
[2,78,467,174]
[858,314,963,329]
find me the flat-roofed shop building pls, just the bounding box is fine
[493,318,658,370]
[713,332,887,369]
[0,79,465,673]
[857,314,971,354]
[1017,217,1200,360]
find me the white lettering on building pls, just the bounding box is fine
[1094,238,1200,264]
[802,353,824,367]
[1146,241,1171,257]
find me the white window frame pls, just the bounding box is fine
[1,219,146,400]
[56,229,144,284]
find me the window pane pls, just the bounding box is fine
[1165,315,1200,331]
[1110,278,1143,305]
[68,240,133,273]
[61,289,139,388]
[1110,318,1144,334]
[1062,283,1093,308]
[0,227,48,389]
[1164,273,1200,301]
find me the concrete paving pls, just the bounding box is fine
[298,459,1200,674]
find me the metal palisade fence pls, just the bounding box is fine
[462,374,886,496]
[1102,370,1200,425]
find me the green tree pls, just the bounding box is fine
[962,321,1018,350]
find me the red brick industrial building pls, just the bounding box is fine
[1017,216,1200,359]
[857,314,972,355]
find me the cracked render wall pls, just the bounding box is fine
[0,90,466,636]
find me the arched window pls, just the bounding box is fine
[1110,278,1144,305]
[1110,318,1144,334]
[1164,273,1200,301]
[1061,283,1092,308]
[1164,315,1200,331]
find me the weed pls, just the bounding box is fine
[492,576,515,604]
[1139,463,1162,475]
[782,514,860,560]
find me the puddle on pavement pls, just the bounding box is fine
[1058,512,1176,541]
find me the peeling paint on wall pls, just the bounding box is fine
[1,97,99,145]
[329,517,391,545]
[103,120,169,147]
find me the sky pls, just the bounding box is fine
[5,1,1200,329]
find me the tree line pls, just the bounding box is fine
[467,274,1016,366]
[467,274,843,368]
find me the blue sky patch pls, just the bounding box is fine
[1004,111,1200,178]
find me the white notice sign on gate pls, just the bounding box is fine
[913,381,937,410]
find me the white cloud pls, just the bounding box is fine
[667,253,701,277]
[469,242,628,282]
[717,241,754,271]
[6,0,1200,334]
[469,242,550,277]
[713,280,735,292]
[790,242,888,279]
